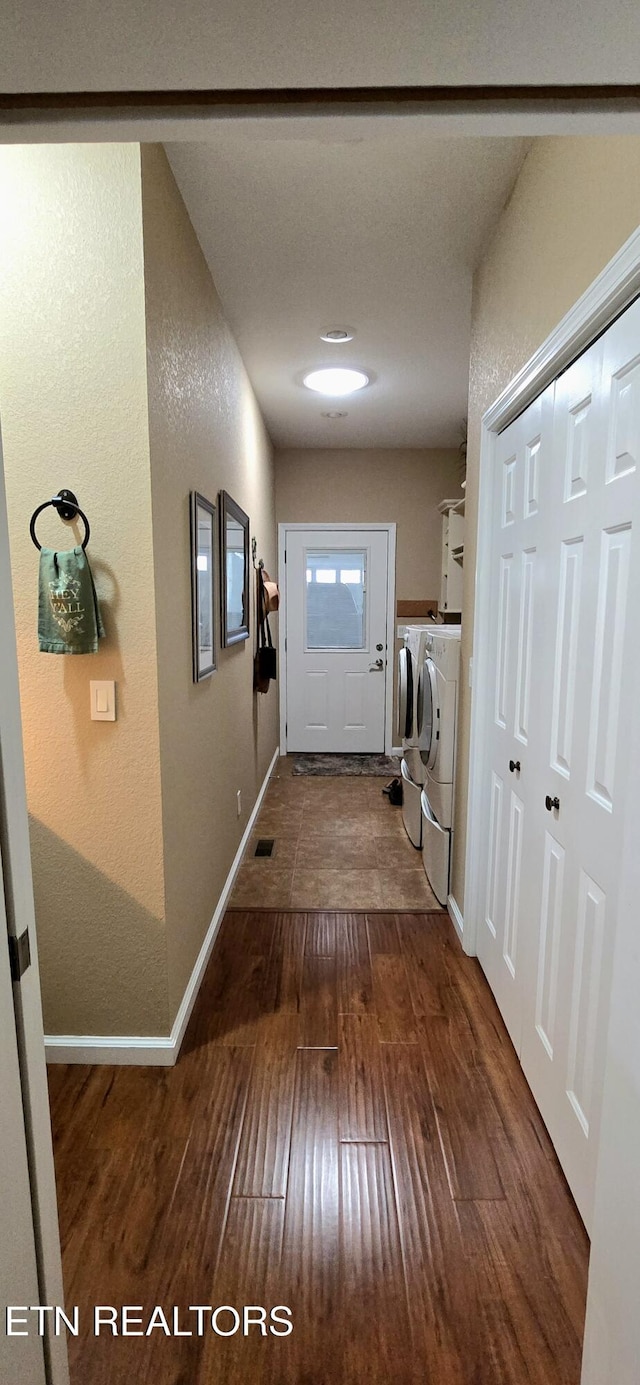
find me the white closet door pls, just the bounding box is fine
[520,303,640,1229]
[478,386,553,1051]
[478,295,640,1232]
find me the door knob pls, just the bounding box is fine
[509,760,521,773]
[545,795,560,812]
[369,658,384,672]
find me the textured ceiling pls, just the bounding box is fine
[166,126,530,448]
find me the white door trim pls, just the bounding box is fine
[463,222,640,958]
[0,429,70,1385]
[278,522,397,756]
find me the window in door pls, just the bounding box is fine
[305,548,366,649]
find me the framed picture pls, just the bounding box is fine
[220,490,250,646]
[190,491,217,681]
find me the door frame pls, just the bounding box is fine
[2,111,640,1385]
[0,431,70,1385]
[463,223,640,959]
[278,521,397,756]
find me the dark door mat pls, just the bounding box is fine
[291,753,402,777]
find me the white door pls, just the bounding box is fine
[284,527,390,752]
[478,296,640,1230]
[480,385,554,1050]
[0,437,47,1384]
[520,307,640,1228]
[0,864,48,1385]
[0,431,69,1385]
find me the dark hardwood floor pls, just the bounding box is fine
[47,909,589,1384]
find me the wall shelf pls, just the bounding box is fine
[438,497,465,516]
[440,499,465,614]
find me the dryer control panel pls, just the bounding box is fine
[426,628,461,678]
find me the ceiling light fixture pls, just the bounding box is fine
[303,367,369,397]
[320,327,355,343]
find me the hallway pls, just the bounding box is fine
[48,903,588,1384]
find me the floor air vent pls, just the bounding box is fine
[254,838,275,858]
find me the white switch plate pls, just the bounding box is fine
[90,680,116,721]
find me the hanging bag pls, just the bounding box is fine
[259,611,277,682]
[253,568,277,693]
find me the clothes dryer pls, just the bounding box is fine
[418,627,461,903]
[397,624,431,848]
[417,627,460,829]
[398,624,458,849]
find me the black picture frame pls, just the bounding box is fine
[220,490,250,646]
[190,491,217,681]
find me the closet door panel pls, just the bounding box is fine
[479,296,640,1233]
[520,300,640,1230]
[478,389,552,1053]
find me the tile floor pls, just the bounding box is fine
[229,757,440,910]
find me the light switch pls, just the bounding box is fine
[90,680,116,722]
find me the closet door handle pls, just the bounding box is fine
[545,795,560,812]
[509,760,521,773]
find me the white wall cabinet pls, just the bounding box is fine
[475,296,640,1232]
[439,499,464,615]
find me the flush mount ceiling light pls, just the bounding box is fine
[303,367,369,397]
[320,326,355,343]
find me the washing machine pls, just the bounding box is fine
[397,625,432,848]
[397,624,459,849]
[418,627,461,904]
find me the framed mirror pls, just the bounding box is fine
[220,491,250,646]
[190,491,217,681]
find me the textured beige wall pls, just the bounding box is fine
[141,146,278,1022]
[276,448,461,600]
[0,144,168,1034]
[0,143,278,1039]
[452,135,640,910]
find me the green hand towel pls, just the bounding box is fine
[38,546,105,654]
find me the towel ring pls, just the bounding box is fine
[30,490,90,552]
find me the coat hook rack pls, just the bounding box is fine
[30,488,91,551]
[251,536,264,570]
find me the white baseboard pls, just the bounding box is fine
[44,1033,178,1066]
[447,893,464,944]
[45,746,281,1067]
